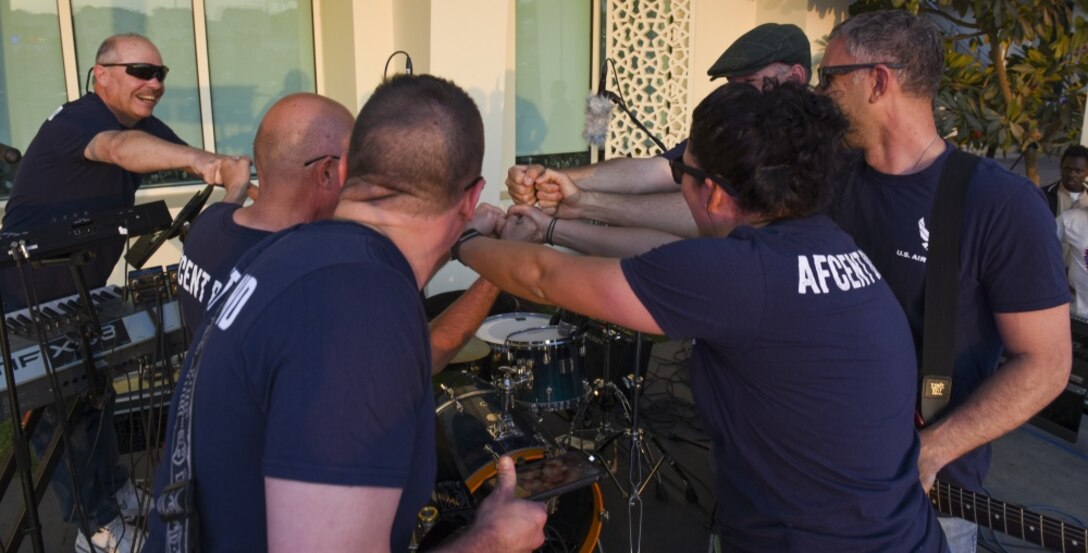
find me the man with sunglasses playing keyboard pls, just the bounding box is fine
[1,33,250,553]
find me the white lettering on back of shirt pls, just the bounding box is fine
[797,249,883,295]
[216,274,257,331]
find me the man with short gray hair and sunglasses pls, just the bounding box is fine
[2,32,250,553]
[822,11,1071,553]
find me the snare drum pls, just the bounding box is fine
[413,384,603,552]
[476,313,587,412]
[476,312,553,378]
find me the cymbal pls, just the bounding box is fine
[451,337,491,364]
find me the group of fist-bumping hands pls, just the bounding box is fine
[469,165,606,243]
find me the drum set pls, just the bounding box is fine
[412,310,698,552]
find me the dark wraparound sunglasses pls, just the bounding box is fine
[100,63,170,82]
[669,159,738,197]
[816,62,906,91]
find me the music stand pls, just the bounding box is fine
[125,185,214,269]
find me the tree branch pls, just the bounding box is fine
[920,7,980,29]
[989,34,1015,115]
[948,31,987,42]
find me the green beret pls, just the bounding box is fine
[707,23,811,80]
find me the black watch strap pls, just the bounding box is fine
[451,229,482,261]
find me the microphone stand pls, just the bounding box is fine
[602,90,669,154]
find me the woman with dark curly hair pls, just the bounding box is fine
[457,81,947,552]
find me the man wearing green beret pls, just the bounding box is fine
[503,23,811,256]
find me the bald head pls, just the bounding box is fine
[252,93,354,186]
[95,33,160,64]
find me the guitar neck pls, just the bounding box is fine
[929,481,1087,552]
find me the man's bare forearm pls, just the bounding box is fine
[429,277,501,374]
[85,129,215,175]
[552,218,681,257]
[917,306,1071,487]
[575,190,698,238]
[565,156,675,194]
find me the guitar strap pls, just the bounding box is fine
[919,149,979,425]
[156,302,221,553]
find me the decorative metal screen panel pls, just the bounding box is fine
[604,0,691,159]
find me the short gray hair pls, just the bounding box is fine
[95,33,153,63]
[829,10,944,100]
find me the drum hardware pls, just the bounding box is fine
[476,313,587,413]
[566,323,700,553]
[408,506,439,551]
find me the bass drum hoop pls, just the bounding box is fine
[462,446,604,553]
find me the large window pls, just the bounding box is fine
[0,0,68,196]
[205,1,315,156]
[515,0,592,169]
[0,0,316,196]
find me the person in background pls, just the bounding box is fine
[1057,190,1088,317]
[1044,144,1088,270]
[1043,144,1088,218]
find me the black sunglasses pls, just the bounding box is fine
[669,159,738,197]
[816,62,906,91]
[100,62,170,82]
[303,154,340,167]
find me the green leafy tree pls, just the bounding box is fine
[852,0,1088,184]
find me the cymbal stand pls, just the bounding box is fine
[565,324,698,553]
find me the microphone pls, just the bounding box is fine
[1,143,22,164]
[582,61,614,147]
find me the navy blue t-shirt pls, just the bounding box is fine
[622,216,945,552]
[147,220,436,553]
[1,93,182,306]
[176,202,272,334]
[830,144,1070,492]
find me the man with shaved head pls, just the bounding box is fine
[176,92,503,372]
[148,74,544,553]
[1,33,249,553]
[176,92,354,335]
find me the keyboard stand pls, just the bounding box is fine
[0,248,47,553]
[0,248,108,552]
[0,397,86,553]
